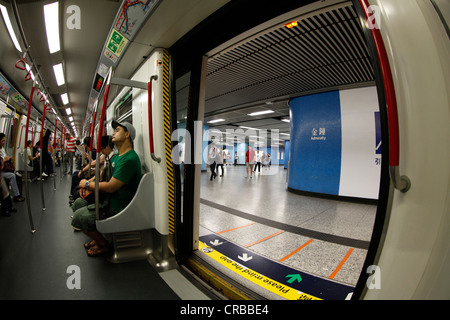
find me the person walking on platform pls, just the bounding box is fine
[254,149,262,173]
[245,145,255,179]
[207,143,217,181]
[216,147,224,177]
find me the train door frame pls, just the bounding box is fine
[170,0,392,299]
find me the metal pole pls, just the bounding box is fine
[23,84,36,233]
[95,69,112,220]
[39,104,47,210]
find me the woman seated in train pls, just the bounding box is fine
[0,157,17,217]
[70,135,115,205]
[0,133,25,202]
[26,140,40,179]
[69,136,97,198]
[71,121,141,257]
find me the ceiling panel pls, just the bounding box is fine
[204,2,374,146]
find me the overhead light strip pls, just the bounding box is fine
[248,110,274,116]
[0,4,22,52]
[61,93,69,105]
[43,2,60,54]
[53,63,65,86]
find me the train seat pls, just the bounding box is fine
[95,172,155,263]
[96,172,155,233]
[17,152,33,173]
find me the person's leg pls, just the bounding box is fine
[2,171,22,200]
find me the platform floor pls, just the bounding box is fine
[198,165,377,300]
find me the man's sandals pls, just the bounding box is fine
[84,240,111,257]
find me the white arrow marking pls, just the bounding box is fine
[210,240,223,246]
[238,253,253,262]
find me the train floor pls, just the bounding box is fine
[0,170,211,300]
[197,165,377,300]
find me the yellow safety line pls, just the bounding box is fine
[198,241,321,300]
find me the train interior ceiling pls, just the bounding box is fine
[0,0,449,300]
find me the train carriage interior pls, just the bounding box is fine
[0,0,449,305]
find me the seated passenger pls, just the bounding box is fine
[0,133,24,201]
[71,135,114,205]
[70,137,97,201]
[0,158,17,217]
[26,140,40,179]
[71,121,141,257]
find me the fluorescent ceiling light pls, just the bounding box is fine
[0,5,21,52]
[248,110,274,116]
[282,119,290,123]
[68,116,73,122]
[208,119,225,123]
[53,63,65,86]
[65,108,72,115]
[61,93,69,105]
[43,2,60,54]
[239,126,260,131]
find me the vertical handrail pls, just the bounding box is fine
[148,75,161,163]
[95,69,112,220]
[23,84,36,233]
[39,104,47,210]
[88,106,97,179]
[358,0,410,192]
[52,119,58,190]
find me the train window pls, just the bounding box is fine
[115,89,133,120]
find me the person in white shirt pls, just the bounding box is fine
[207,143,217,181]
[254,149,262,173]
[216,147,224,177]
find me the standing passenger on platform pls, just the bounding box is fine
[245,145,255,179]
[207,143,217,181]
[234,152,238,166]
[254,149,262,173]
[71,121,141,257]
[216,147,224,177]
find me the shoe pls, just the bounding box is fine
[15,171,22,177]
[13,196,25,202]
[42,172,48,177]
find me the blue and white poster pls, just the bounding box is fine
[288,91,342,195]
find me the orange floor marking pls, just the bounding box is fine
[217,222,256,234]
[329,248,354,279]
[279,239,314,262]
[244,231,284,248]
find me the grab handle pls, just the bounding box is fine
[358,0,410,192]
[148,75,161,163]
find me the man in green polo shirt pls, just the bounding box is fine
[71,120,141,257]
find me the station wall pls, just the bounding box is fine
[288,86,381,200]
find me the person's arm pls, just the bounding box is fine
[80,176,124,194]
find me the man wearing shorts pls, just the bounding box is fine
[71,120,141,257]
[245,145,255,179]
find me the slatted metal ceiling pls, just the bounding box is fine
[204,3,374,139]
